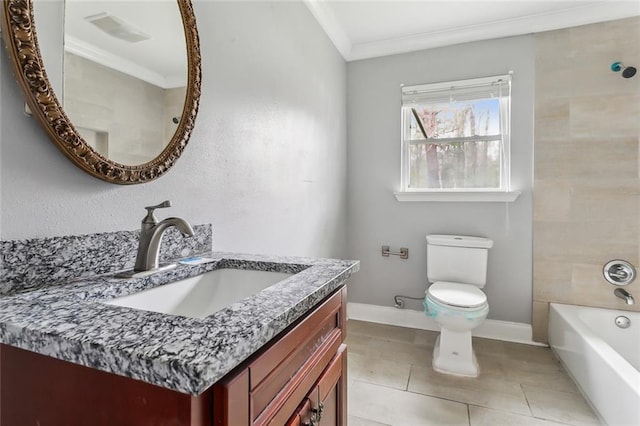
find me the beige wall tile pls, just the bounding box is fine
[535,97,570,120]
[533,261,572,302]
[570,95,640,138]
[534,137,638,180]
[569,17,640,61]
[533,180,572,222]
[535,67,573,101]
[532,301,549,344]
[572,263,616,290]
[569,179,640,222]
[570,263,625,308]
[534,221,637,264]
[65,52,171,165]
[535,29,571,65]
[535,97,571,140]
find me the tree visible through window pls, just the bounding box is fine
[401,75,511,191]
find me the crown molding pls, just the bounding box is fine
[302,0,352,59]
[64,36,186,89]
[305,1,640,62]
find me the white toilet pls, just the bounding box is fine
[424,234,493,377]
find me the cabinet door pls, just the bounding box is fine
[316,344,347,426]
[284,344,347,426]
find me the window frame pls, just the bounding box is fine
[398,74,518,201]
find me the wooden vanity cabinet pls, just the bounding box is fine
[0,285,348,426]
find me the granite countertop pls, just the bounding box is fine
[0,252,359,395]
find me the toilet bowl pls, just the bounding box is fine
[425,281,488,376]
[424,235,494,377]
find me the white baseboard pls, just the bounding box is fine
[347,302,546,346]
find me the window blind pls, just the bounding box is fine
[401,74,511,106]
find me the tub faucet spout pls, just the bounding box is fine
[134,200,194,272]
[614,288,635,305]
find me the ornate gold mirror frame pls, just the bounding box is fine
[1,0,201,184]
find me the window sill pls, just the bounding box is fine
[393,191,521,202]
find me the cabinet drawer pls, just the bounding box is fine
[250,290,344,424]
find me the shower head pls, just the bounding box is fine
[622,66,637,78]
[611,61,637,79]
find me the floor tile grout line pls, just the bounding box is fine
[351,378,412,394]
[466,404,581,426]
[520,382,535,417]
[519,381,583,396]
[397,383,530,415]
[404,364,412,391]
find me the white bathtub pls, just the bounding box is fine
[549,303,640,426]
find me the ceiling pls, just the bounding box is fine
[52,1,640,84]
[303,0,640,61]
[63,0,187,88]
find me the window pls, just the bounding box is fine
[399,74,513,198]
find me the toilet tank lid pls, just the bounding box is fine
[426,234,494,249]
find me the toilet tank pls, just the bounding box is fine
[426,235,494,287]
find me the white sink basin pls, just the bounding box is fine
[105,268,294,319]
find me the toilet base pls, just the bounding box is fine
[432,331,479,377]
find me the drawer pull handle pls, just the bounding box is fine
[303,402,324,426]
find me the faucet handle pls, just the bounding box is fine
[146,200,172,211]
[143,200,172,224]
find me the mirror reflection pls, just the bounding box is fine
[62,0,188,165]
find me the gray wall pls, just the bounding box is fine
[346,36,535,323]
[0,1,348,259]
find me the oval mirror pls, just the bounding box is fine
[1,0,201,184]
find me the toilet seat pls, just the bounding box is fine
[427,281,487,309]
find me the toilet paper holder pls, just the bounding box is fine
[382,245,409,259]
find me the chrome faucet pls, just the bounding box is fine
[133,200,194,273]
[614,288,635,305]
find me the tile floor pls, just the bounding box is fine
[346,320,600,426]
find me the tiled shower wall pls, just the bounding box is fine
[532,17,640,342]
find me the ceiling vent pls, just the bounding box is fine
[84,12,151,43]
